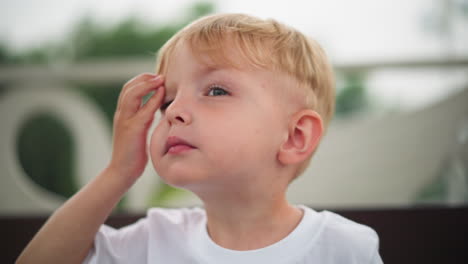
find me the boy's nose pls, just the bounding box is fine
[165,98,192,125]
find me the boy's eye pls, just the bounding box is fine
[160,100,173,112]
[207,86,229,96]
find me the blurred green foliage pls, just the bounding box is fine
[1,1,214,64]
[66,17,177,60]
[335,73,368,118]
[0,43,8,63]
[17,113,78,197]
[75,83,121,125]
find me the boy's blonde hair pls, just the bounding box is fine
[155,13,335,178]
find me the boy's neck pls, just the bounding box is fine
[201,192,303,251]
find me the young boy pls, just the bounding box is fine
[18,14,383,263]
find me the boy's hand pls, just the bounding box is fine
[16,74,164,263]
[108,73,165,185]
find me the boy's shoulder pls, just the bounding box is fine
[303,206,380,262]
[317,208,379,241]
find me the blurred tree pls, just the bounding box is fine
[1,1,215,64]
[335,73,368,118]
[0,43,8,64]
[0,43,7,94]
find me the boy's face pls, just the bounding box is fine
[149,42,294,191]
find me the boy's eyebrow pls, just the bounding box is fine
[165,66,236,93]
[198,62,231,76]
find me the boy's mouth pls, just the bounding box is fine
[165,136,196,154]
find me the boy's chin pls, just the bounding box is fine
[157,168,209,189]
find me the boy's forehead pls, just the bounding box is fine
[163,42,237,83]
[163,40,308,111]
[166,42,265,81]
[162,41,256,87]
[172,39,260,72]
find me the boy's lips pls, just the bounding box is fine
[165,136,196,154]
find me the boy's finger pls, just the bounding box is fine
[119,76,164,119]
[123,72,157,87]
[117,73,158,110]
[136,85,165,123]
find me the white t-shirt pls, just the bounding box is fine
[84,205,383,263]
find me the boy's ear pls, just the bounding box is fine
[278,109,323,165]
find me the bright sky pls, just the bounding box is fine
[1,0,467,110]
[0,0,453,59]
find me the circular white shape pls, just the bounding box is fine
[0,85,112,213]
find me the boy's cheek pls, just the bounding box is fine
[152,118,166,135]
[148,138,164,171]
[149,127,165,157]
